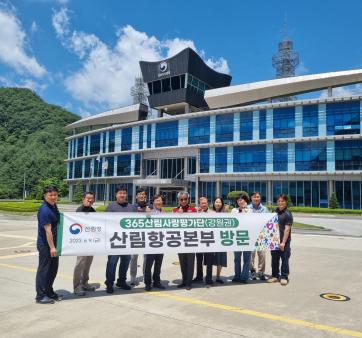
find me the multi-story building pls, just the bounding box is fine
[65,48,362,208]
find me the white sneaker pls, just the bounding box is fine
[267,277,279,283]
[280,279,288,286]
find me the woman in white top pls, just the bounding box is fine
[231,195,252,283]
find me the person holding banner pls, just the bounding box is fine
[173,191,197,290]
[73,191,96,296]
[144,194,166,291]
[105,185,137,294]
[212,197,227,284]
[194,197,214,285]
[268,194,293,286]
[231,195,252,283]
[249,192,268,281]
[130,188,150,286]
[35,185,61,304]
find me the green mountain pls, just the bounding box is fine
[0,88,79,199]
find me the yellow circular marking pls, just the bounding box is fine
[320,293,350,301]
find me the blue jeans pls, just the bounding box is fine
[234,251,251,281]
[105,255,131,286]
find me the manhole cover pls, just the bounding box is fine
[14,249,32,253]
[320,293,350,301]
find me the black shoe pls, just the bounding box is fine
[106,286,114,294]
[215,278,224,284]
[192,277,203,283]
[240,279,248,284]
[232,278,242,283]
[36,296,55,304]
[205,279,214,285]
[153,283,166,290]
[177,283,186,288]
[47,292,63,301]
[186,285,192,291]
[259,274,267,281]
[117,283,131,290]
[145,285,152,292]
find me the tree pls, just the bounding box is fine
[227,190,249,202]
[72,182,84,203]
[329,192,340,209]
[34,178,68,200]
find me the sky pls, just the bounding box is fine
[0,0,362,117]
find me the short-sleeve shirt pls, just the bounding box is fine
[274,207,293,243]
[37,201,60,247]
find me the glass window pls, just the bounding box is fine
[259,110,266,140]
[153,80,161,94]
[147,124,152,148]
[233,145,266,172]
[74,161,83,178]
[144,159,157,176]
[109,131,115,153]
[180,74,185,88]
[200,148,210,173]
[199,182,216,202]
[303,105,318,137]
[77,138,84,157]
[68,162,73,179]
[121,128,132,151]
[84,136,89,156]
[84,159,91,178]
[239,112,253,141]
[134,154,141,176]
[105,157,114,177]
[188,116,210,144]
[90,134,100,155]
[216,114,234,142]
[327,101,360,135]
[295,141,327,171]
[215,147,227,173]
[171,76,181,90]
[188,157,196,174]
[352,181,361,210]
[117,155,131,176]
[273,143,288,171]
[273,107,295,138]
[161,78,171,92]
[160,158,184,179]
[138,125,143,150]
[102,133,107,153]
[155,121,178,147]
[335,140,362,170]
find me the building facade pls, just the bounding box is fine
[65,49,362,208]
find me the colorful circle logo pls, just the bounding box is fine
[69,223,83,235]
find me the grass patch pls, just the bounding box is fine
[0,201,41,212]
[293,222,324,230]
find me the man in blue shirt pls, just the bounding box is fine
[248,191,268,281]
[35,186,61,304]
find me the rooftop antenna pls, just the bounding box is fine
[272,14,300,101]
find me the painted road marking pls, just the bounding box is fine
[0,262,361,337]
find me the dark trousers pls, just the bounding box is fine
[271,243,291,280]
[35,245,59,300]
[178,253,195,286]
[105,255,131,286]
[195,252,213,282]
[144,254,164,286]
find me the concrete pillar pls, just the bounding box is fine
[327,86,333,97]
[267,180,272,205]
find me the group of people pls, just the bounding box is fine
[35,185,293,304]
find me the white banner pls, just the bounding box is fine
[56,212,280,256]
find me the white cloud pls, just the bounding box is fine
[52,7,70,39]
[0,76,47,92]
[0,7,46,78]
[52,9,230,111]
[31,21,38,33]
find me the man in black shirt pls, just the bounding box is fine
[73,192,96,296]
[269,194,293,286]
